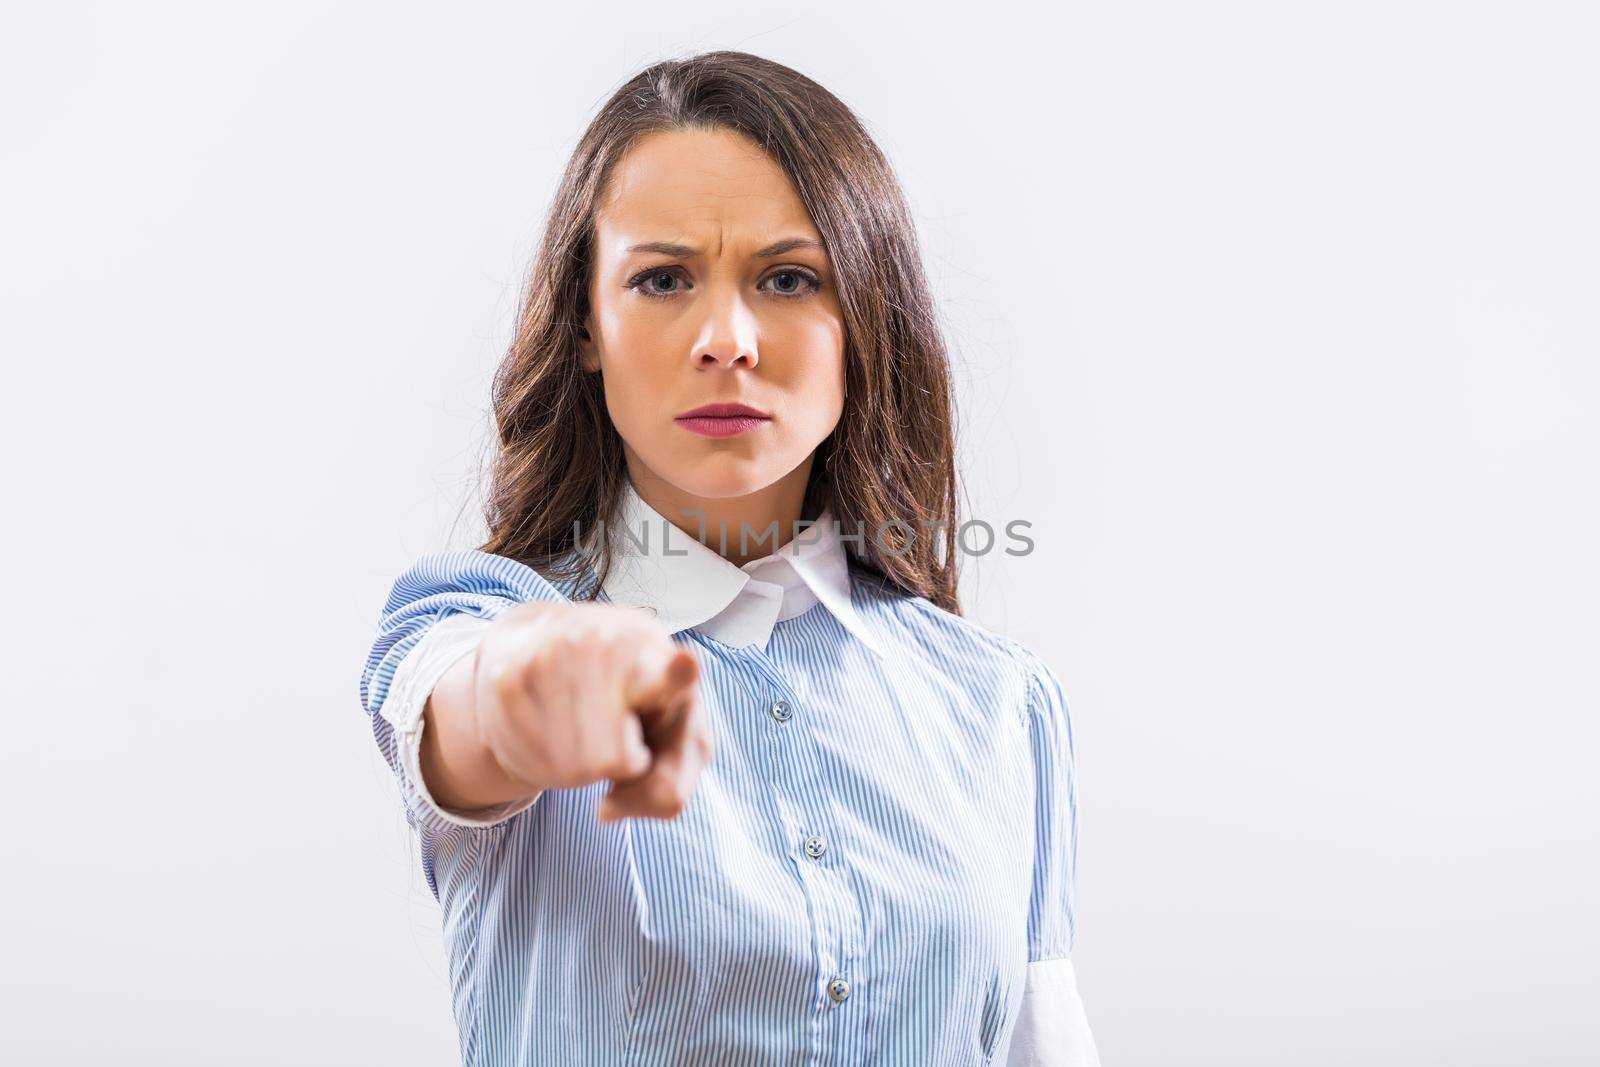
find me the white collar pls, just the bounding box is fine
[593,480,887,659]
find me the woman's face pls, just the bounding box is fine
[580,127,845,508]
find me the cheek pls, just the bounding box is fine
[785,321,846,416]
[596,322,673,420]
[599,361,659,443]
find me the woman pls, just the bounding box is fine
[361,51,1101,1065]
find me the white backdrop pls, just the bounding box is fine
[3,2,1596,1063]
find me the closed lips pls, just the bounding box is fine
[676,404,770,419]
[674,404,771,439]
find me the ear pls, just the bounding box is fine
[577,321,600,374]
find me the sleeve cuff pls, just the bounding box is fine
[383,612,541,829]
[1005,957,1102,1067]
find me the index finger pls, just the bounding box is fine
[600,674,713,821]
[626,646,699,722]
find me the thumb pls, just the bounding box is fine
[614,712,651,781]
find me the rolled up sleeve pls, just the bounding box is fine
[358,550,572,861]
[381,612,539,830]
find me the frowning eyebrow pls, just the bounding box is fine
[624,237,825,259]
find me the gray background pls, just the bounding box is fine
[3,1,1596,1063]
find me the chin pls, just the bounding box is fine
[655,453,790,500]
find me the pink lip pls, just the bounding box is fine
[675,403,771,439]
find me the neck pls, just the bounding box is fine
[626,457,819,568]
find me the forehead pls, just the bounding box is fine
[594,127,819,249]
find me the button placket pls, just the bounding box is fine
[747,665,857,1024]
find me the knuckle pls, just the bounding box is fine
[525,636,578,680]
[490,662,523,704]
[538,627,580,656]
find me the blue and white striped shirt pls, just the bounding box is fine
[359,485,1098,1065]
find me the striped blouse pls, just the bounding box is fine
[358,483,1100,1065]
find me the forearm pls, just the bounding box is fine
[418,650,544,814]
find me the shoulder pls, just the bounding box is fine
[848,565,1042,706]
[1000,638,1068,714]
[360,549,585,719]
[375,549,588,625]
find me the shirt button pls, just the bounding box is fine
[803,835,827,859]
[827,977,850,1002]
[770,699,793,722]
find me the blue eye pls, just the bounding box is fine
[763,269,823,297]
[629,268,682,298]
[625,266,823,301]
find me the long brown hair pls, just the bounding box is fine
[480,50,963,614]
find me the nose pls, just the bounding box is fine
[696,346,756,369]
[693,285,759,370]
